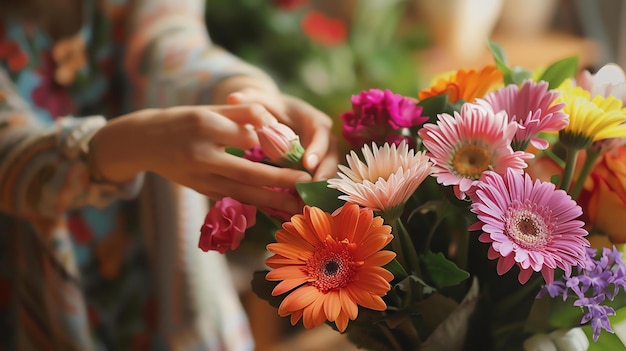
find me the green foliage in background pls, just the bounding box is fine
[205,0,429,117]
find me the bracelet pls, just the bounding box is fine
[58,116,110,182]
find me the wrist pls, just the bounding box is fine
[88,116,145,183]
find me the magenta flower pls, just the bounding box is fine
[479,80,568,150]
[256,122,305,167]
[418,102,533,199]
[243,145,266,163]
[341,89,427,148]
[198,197,257,254]
[468,169,590,285]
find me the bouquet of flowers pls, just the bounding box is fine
[198,41,626,351]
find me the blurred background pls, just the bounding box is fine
[206,0,625,349]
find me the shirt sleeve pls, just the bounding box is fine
[0,69,143,219]
[124,0,276,108]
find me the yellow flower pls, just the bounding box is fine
[558,79,626,149]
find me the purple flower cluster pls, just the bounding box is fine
[538,246,626,341]
[340,89,427,148]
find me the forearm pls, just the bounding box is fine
[0,71,143,219]
[125,0,277,108]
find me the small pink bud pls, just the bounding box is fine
[256,122,305,166]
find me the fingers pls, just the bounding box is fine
[283,96,334,173]
[211,152,312,188]
[301,126,329,171]
[195,175,304,215]
[165,105,277,150]
[224,89,339,182]
[227,89,293,125]
[311,135,340,181]
[211,104,278,128]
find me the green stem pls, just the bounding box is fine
[456,224,469,271]
[390,235,408,273]
[559,147,580,193]
[423,212,447,253]
[392,219,421,277]
[570,148,601,200]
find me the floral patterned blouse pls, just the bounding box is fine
[0,0,272,350]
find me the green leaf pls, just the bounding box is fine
[413,291,460,337]
[447,99,466,114]
[420,251,470,289]
[250,270,284,309]
[488,40,513,85]
[296,180,345,213]
[510,65,534,85]
[416,95,464,124]
[421,278,480,351]
[584,324,625,351]
[384,258,409,284]
[241,210,280,247]
[488,40,508,66]
[226,147,245,157]
[417,95,447,121]
[582,305,626,350]
[538,56,579,89]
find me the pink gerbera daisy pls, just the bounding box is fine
[478,80,569,151]
[468,169,590,284]
[418,102,533,199]
[327,141,432,220]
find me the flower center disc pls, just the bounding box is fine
[453,144,491,179]
[506,206,550,248]
[306,244,356,293]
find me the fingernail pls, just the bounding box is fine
[306,154,319,169]
[265,114,278,126]
[226,92,244,104]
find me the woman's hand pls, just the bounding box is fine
[227,88,339,181]
[89,104,312,214]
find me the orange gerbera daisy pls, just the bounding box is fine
[418,65,503,103]
[265,203,396,332]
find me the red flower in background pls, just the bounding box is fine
[301,10,347,47]
[0,24,29,72]
[32,54,75,119]
[273,0,310,11]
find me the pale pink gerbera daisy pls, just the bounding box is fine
[418,102,533,200]
[478,80,568,151]
[327,141,431,220]
[468,169,590,285]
